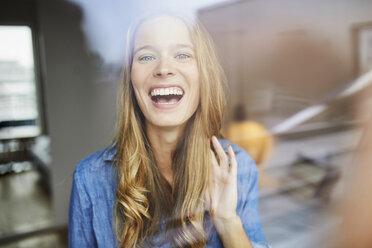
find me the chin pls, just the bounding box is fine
[152,119,187,129]
[146,113,189,128]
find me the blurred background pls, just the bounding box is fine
[1,0,372,247]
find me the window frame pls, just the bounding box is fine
[0,0,47,139]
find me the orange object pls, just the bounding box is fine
[227,121,274,167]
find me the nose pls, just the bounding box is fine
[153,58,175,78]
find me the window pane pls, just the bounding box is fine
[0,26,41,139]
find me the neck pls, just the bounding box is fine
[146,122,186,185]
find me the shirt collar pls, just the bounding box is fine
[103,144,116,162]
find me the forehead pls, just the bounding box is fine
[133,16,193,49]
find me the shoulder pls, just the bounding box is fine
[73,145,117,190]
[69,146,118,238]
[75,145,115,173]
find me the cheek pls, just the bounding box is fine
[130,66,141,88]
[191,69,200,97]
[130,69,147,109]
[131,64,153,92]
[185,65,200,87]
[190,78,201,107]
[195,87,201,107]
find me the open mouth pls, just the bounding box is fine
[149,87,184,105]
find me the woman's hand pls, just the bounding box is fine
[206,137,253,248]
[207,136,239,225]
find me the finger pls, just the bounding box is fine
[204,187,211,211]
[210,150,220,178]
[228,145,238,178]
[210,149,219,168]
[211,136,228,169]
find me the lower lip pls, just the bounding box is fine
[150,95,183,110]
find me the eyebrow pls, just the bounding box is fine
[134,44,194,55]
[134,45,154,55]
[173,44,194,50]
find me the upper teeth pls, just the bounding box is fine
[150,87,183,96]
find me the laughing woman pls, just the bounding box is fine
[69,15,270,248]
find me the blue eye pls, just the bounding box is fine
[175,54,190,59]
[139,56,155,61]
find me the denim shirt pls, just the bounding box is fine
[68,139,270,248]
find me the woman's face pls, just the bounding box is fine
[131,16,200,129]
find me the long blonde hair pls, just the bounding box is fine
[112,14,227,247]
